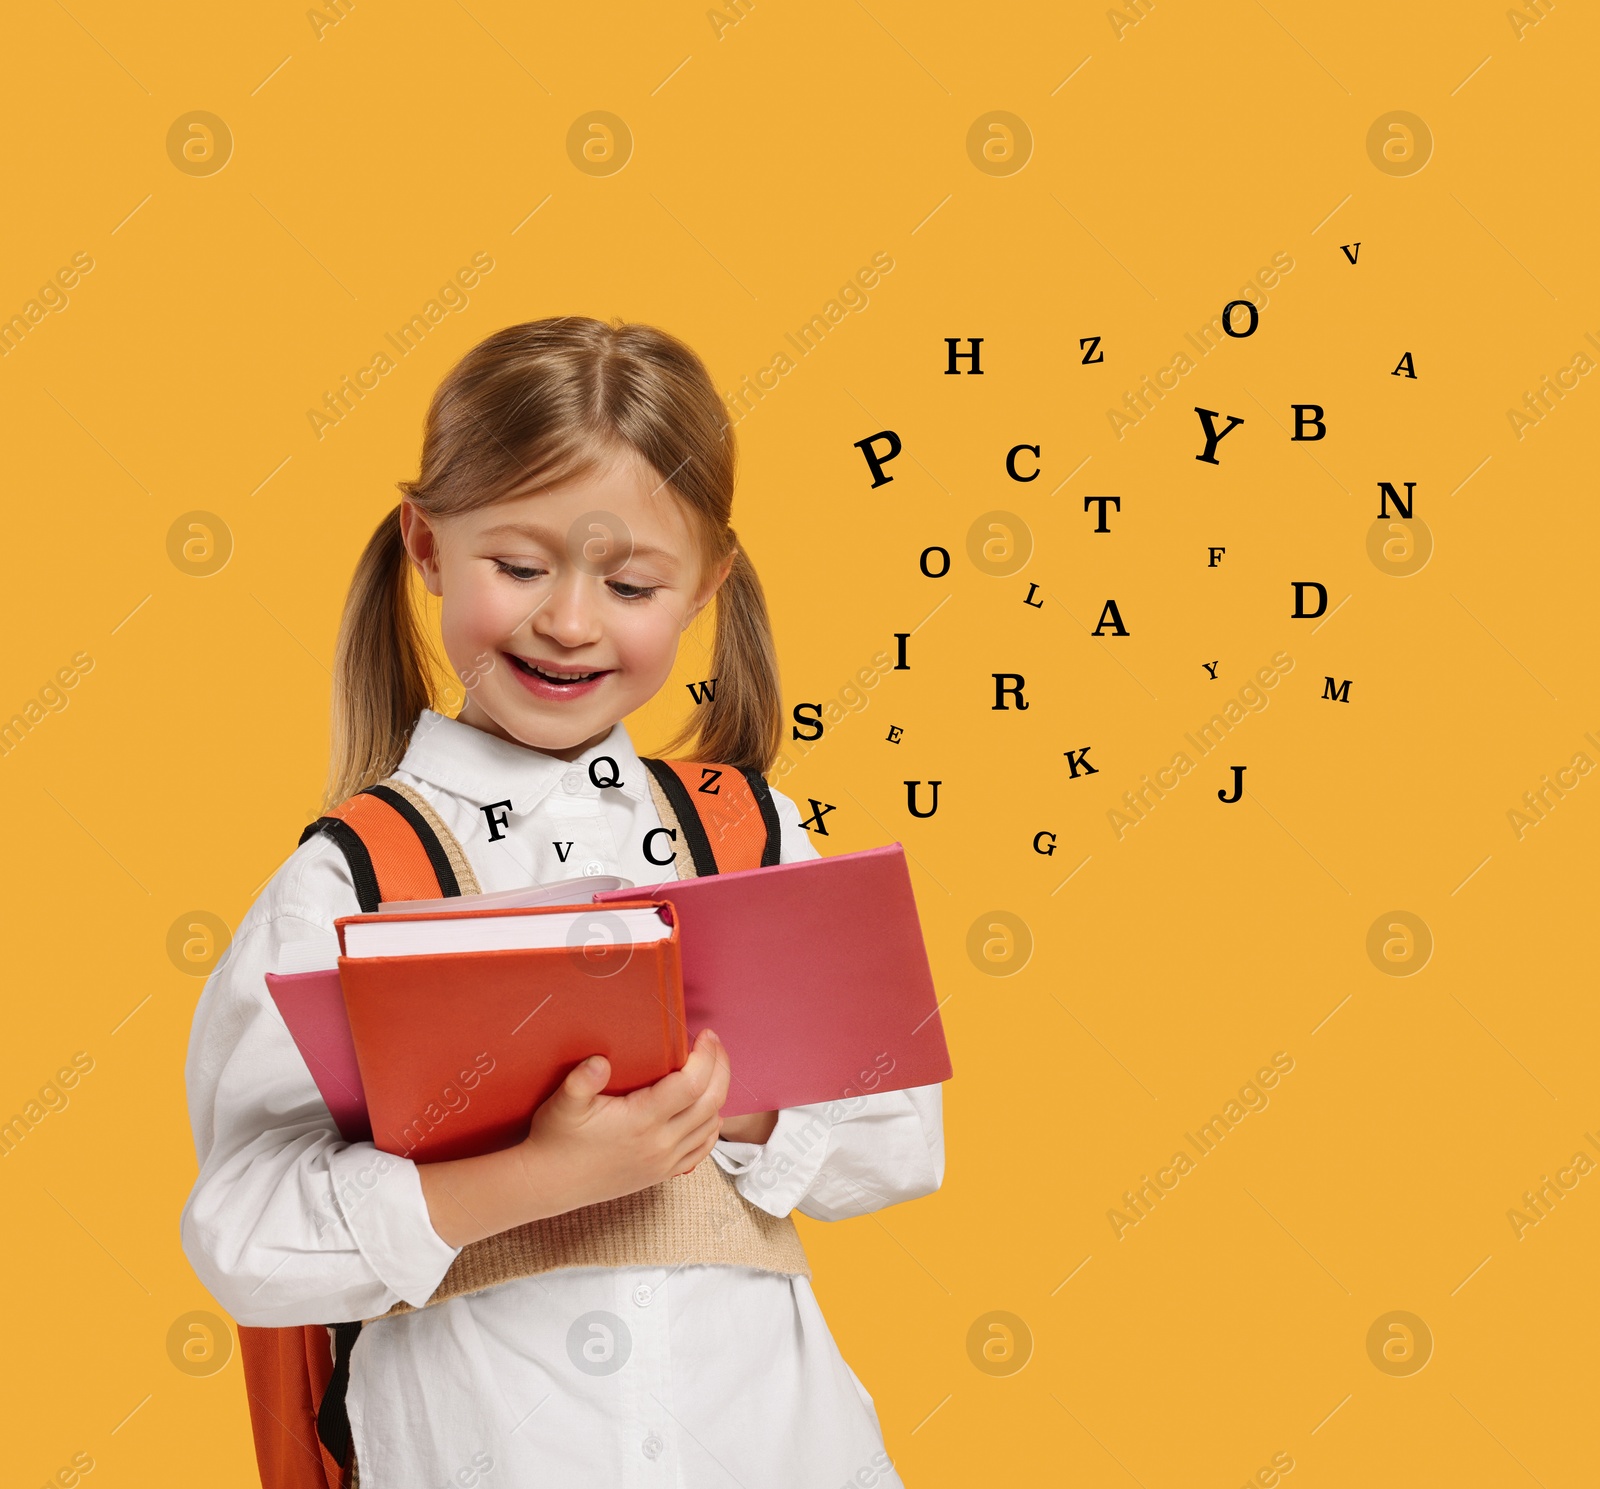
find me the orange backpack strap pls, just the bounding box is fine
[298,781,472,911]
[639,759,782,875]
[242,779,473,1488]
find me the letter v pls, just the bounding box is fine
[1340,242,1360,264]
[553,842,574,862]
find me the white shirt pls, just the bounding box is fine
[180,709,944,1488]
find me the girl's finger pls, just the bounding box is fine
[664,1057,730,1139]
[672,1121,722,1176]
[634,1030,722,1122]
[672,1112,722,1165]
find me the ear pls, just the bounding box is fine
[399,500,445,597]
[683,550,736,628]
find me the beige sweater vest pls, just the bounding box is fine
[368,772,810,1324]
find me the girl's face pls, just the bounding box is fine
[402,450,729,761]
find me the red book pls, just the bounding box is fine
[333,900,685,1162]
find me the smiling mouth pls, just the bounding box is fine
[507,655,610,686]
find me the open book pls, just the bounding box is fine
[266,845,953,1159]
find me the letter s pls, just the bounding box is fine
[472,250,494,273]
[1271,1050,1294,1072]
[72,650,95,673]
[72,1051,94,1073]
[791,702,824,741]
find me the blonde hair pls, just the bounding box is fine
[323,316,781,810]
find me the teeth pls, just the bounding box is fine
[514,656,599,682]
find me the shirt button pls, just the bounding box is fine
[642,1433,664,1460]
[632,1283,653,1307]
[582,861,606,876]
[562,770,584,794]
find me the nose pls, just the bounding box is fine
[525,571,604,652]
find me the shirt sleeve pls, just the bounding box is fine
[711,785,947,1220]
[179,841,462,1327]
[714,1083,945,1221]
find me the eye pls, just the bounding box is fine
[493,560,545,582]
[609,580,659,602]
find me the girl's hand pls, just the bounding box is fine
[717,1109,779,1145]
[418,1031,730,1249]
[516,1028,732,1211]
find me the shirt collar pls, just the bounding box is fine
[396,710,654,809]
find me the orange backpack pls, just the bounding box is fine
[236,757,782,1488]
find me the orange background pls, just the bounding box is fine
[3,2,1597,1484]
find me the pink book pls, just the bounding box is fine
[265,968,370,1142]
[267,845,951,1135]
[595,844,951,1116]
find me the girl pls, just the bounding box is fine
[180,316,945,1487]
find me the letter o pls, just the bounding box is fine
[920,545,951,579]
[1222,299,1259,338]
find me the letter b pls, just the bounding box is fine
[1291,404,1326,440]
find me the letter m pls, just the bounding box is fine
[1322,677,1352,703]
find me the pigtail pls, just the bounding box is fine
[662,537,782,775]
[323,504,436,809]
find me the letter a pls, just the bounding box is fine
[1392,352,1417,379]
[1091,599,1129,636]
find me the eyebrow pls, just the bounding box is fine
[478,521,681,567]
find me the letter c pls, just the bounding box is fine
[1006,444,1040,482]
[643,827,677,865]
